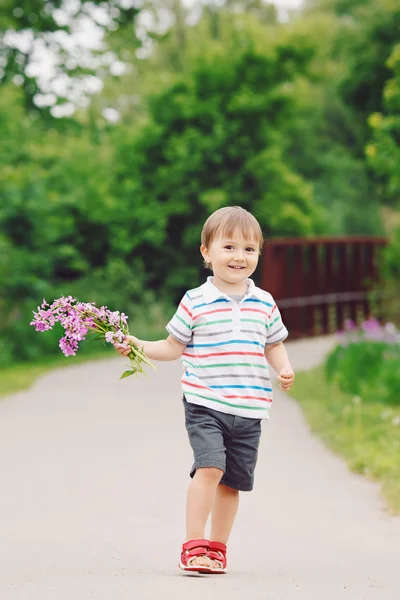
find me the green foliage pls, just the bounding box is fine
[367,45,400,203]
[284,77,383,234]
[326,341,388,396]
[365,43,400,324]
[1,0,398,367]
[307,0,400,140]
[301,0,399,217]
[0,85,173,365]
[1,0,140,112]
[370,225,400,327]
[115,45,323,293]
[340,0,400,130]
[325,340,400,406]
[381,227,400,282]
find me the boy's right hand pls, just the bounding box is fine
[114,335,141,357]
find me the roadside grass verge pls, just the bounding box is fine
[291,366,400,514]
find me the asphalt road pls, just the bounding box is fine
[1,336,399,600]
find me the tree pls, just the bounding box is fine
[97,1,279,123]
[114,42,322,295]
[364,44,400,324]
[305,0,400,150]
[0,0,140,114]
[367,44,400,204]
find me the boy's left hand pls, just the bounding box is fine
[277,368,295,391]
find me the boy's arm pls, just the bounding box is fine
[116,334,186,361]
[264,341,295,391]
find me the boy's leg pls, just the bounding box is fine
[210,483,239,545]
[184,467,223,567]
[206,416,261,569]
[186,467,224,540]
[182,398,228,568]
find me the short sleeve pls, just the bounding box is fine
[266,298,288,345]
[166,292,193,345]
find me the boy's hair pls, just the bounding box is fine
[201,206,264,269]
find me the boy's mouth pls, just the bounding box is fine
[229,265,245,270]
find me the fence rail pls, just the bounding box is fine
[260,236,387,338]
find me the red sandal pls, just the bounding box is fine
[179,539,213,573]
[207,541,227,574]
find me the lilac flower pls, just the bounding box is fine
[30,308,55,331]
[361,317,384,341]
[108,311,121,327]
[30,295,154,378]
[59,337,78,357]
[105,331,116,343]
[344,319,357,331]
[105,329,125,344]
[115,329,125,343]
[31,320,50,332]
[361,317,380,330]
[337,317,400,346]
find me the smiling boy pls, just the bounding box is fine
[115,206,295,573]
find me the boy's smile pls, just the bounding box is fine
[200,229,260,295]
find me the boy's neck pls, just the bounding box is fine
[211,276,249,297]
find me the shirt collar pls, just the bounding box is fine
[201,276,264,304]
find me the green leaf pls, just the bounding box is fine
[120,369,135,379]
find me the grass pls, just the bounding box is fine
[291,366,400,514]
[0,348,115,400]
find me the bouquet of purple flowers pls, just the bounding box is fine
[30,296,154,379]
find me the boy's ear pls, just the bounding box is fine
[200,244,210,264]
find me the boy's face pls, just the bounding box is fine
[200,229,260,290]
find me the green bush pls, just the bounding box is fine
[325,320,400,406]
[374,226,400,327]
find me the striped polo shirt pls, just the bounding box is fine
[166,277,288,420]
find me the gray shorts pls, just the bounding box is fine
[183,396,262,492]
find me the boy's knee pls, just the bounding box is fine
[196,467,224,484]
[219,483,239,495]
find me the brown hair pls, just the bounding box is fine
[201,206,264,269]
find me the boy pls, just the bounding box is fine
[115,206,295,573]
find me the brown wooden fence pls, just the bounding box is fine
[260,236,387,339]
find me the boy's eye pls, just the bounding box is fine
[224,245,257,251]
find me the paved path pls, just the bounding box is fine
[1,337,399,600]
